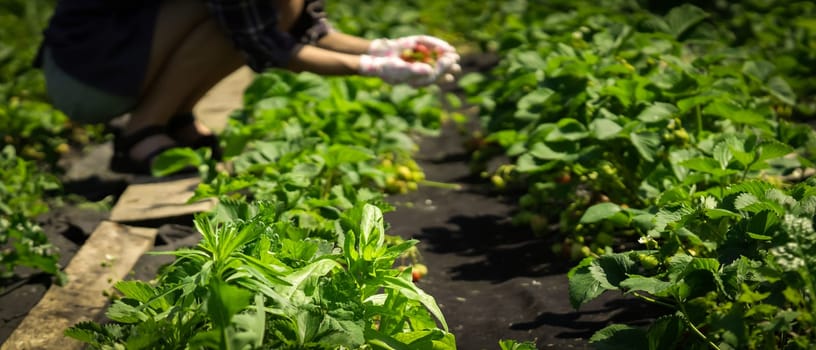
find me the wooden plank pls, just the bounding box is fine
[2,222,158,350]
[109,176,215,222]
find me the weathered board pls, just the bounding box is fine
[109,176,215,222]
[1,222,157,350]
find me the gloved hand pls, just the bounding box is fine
[368,35,456,57]
[359,54,457,87]
[367,35,461,82]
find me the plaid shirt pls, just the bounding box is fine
[205,0,331,72]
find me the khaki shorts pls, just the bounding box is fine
[42,48,138,124]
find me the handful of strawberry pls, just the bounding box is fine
[399,43,444,65]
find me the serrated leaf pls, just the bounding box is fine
[589,324,648,350]
[499,339,538,350]
[756,140,793,164]
[648,315,685,350]
[64,321,109,345]
[590,254,638,290]
[360,203,386,253]
[106,300,148,324]
[619,275,673,296]
[568,262,606,309]
[114,280,156,304]
[629,131,661,162]
[734,193,759,210]
[746,210,780,237]
[380,276,448,331]
[712,142,732,170]
[392,329,457,350]
[681,258,720,279]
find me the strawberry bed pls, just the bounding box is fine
[3,1,816,349]
[0,53,662,349]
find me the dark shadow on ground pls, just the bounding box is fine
[415,214,568,283]
[510,297,671,340]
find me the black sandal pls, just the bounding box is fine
[166,112,223,161]
[109,126,179,175]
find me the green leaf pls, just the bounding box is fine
[580,203,622,224]
[588,324,648,350]
[742,60,776,83]
[229,294,267,349]
[499,339,538,350]
[208,281,252,331]
[325,144,375,168]
[647,315,685,350]
[734,193,759,211]
[282,259,341,298]
[360,203,386,254]
[619,275,673,296]
[712,142,732,170]
[703,102,766,126]
[680,157,720,174]
[569,254,637,309]
[114,280,157,304]
[568,258,606,309]
[392,329,457,350]
[705,208,741,219]
[106,300,148,324]
[546,118,588,142]
[515,88,554,121]
[591,254,638,289]
[755,140,793,164]
[766,76,796,105]
[637,102,677,123]
[151,147,204,177]
[64,321,109,346]
[380,276,448,331]
[589,119,623,140]
[527,142,580,161]
[629,131,661,162]
[663,4,708,38]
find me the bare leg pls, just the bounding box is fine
[122,0,243,160]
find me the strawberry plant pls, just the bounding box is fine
[0,145,64,283]
[460,2,815,256]
[67,202,454,349]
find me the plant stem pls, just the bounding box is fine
[419,180,462,190]
[679,301,721,350]
[632,291,675,309]
[696,105,703,139]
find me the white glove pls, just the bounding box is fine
[367,35,461,82]
[360,54,454,87]
[368,35,456,57]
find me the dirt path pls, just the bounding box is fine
[382,121,665,349]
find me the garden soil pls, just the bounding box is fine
[0,57,667,349]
